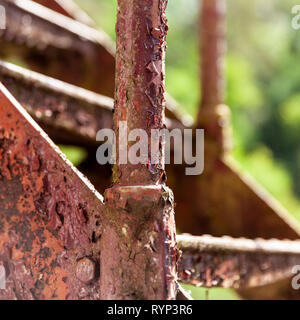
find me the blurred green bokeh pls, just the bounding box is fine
[68,0,300,300]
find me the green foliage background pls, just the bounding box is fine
[69,0,300,299]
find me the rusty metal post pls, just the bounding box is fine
[197,0,231,159]
[199,0,225,112]
[100,0,178,300]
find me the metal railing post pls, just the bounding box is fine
[99,0,178,300]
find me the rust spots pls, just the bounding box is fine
[0,84,105,299]
[101,185,178,299]
[177,235,300,291]
[114,0,169,185]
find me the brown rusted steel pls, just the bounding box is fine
[0,60,114,147]
[0,60,185,148]
[0,60,185,195]
[0,79,296,300]
[0,60,114,195]
[33,0,95,26]
[0,0,298,301]
[177,234,300,290]
[0,83,106,299]
[0,0,116,98]
[100,0,178,300]
[0,0,189,125]
[172,159,300,239]
[3,0,298,239]
[198,0,226,121]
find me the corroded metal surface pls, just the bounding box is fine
[100,0,178,300]
[103,186,178,300]
[0,60,114,147]
[0,0,116,97]
[0,83,105,299]
[3,57,299,242]
[0,60,185,147]
[0,60,184,196]
[0,0,299,301]
[178,235,300,289]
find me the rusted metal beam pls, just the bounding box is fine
[178,234,300,290]
[33,0,95,26]
[0,60,185,146]
[3,0,297,242]
[0,0,190,125]
[0,78,297,300]
[100,0,178,300]
[0,60,114,147]
[0,60,185,195]
[0,0,116,98]
[172,158,300,239]
[0,83,106,299]
[0,60,114,195]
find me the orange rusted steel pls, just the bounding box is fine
[0,0,299,301]
[0,80,298,299]
[178,235,300,289]
[0,60,185,196]
[0,60,114,195]
[3,0,299,241]
[100,0,178,300]
[0,83,106,300]
[33,0,95,26]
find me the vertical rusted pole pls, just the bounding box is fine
[100,0,178,300]
[197,0,230,157]
[199,0,226,112]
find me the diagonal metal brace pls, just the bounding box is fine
[0,83,106,299]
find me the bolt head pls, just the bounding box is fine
[75,258,95,284]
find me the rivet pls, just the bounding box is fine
[75,258,95,284]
